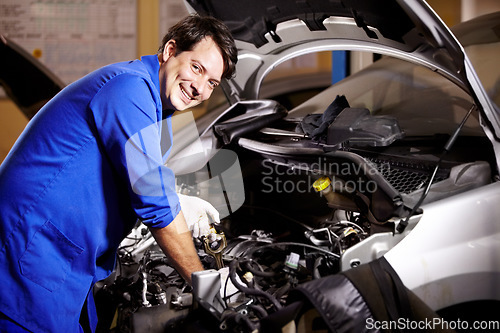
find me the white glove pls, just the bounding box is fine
[178,193,220,238]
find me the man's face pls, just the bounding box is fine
[158,37,224,111]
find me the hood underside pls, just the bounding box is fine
[188,0,416,49]
[186,0,464,81]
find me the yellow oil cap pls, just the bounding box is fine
[313,176,331,192]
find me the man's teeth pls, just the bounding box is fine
[180,86,193,100]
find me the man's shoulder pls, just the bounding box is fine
[98,59,151,83]
[87,60,161,112]
[84,60,155,97]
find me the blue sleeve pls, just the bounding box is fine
[89,74,180,228]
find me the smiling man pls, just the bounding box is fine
[0,14,237,333]
[160,38,224,110]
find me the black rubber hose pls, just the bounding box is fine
[243,259,276,278]
[248,304,268,318]
[229,260,282,310]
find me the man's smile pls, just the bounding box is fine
[180,85,195,102]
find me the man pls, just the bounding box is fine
[0,14,237,332]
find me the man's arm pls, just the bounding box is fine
[149,211,203,285]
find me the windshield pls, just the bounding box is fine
[288,55,482,137]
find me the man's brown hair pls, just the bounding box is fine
[159,14,238,80]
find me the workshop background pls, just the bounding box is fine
[1,0,499,163]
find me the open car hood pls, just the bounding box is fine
[184,0,500,139]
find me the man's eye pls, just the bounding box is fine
[209,80,218,88]
[192,64,201,73]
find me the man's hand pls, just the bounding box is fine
[178,194,220,238]
[149,211,203,285]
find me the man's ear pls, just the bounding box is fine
[161,40,177,62]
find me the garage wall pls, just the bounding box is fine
[427,0,463,26]
[0,104,28,162]
[0,1,160,162]
[461,0,500,21]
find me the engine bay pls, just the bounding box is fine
[94,99,496,332]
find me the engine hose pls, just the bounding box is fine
[304,230,331,246]
[313,256,323,279]
[141,272,150,307]
[229,260,282,311]
[273,281,291,301]
[145,258,169,270]
[246,241,339,258]
[243,260,276,278]
[248,304,268,318]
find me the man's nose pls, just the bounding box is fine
[191,77,206,97]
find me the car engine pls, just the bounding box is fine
[94,99,495,333]
[94,191,371,332]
